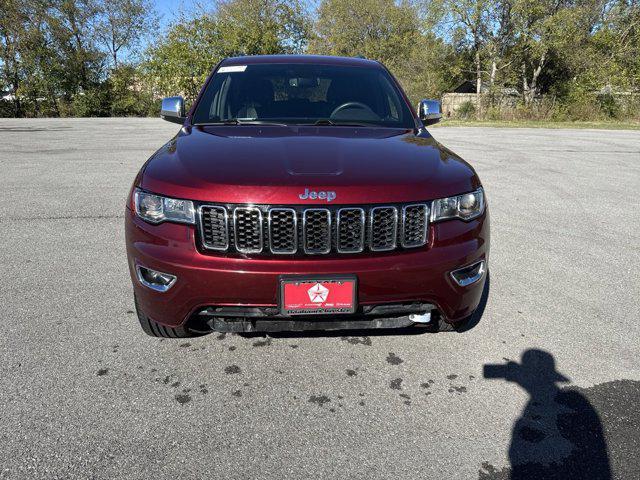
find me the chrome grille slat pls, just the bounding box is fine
[233,207,263,253]
[268,208,297,254]
[370,206,398,251]
[401,203,429,248]
[199,203,430,255]
[337,208,365,253]
[303,208,331,254]
[199,205,229,251]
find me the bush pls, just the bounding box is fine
[70,88,111,117]
[556,88,633,121]
[0,99,14,117]
[456,100,476,119]
[108,65,159,117]
[596,93,620,119]
[621,96,640,121]
[485,106,502,121]
[515,98,556,121]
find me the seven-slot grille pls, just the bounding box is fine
[199,203,430,255]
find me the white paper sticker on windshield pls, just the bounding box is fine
[218,65,247,73]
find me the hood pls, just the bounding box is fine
[140,125,481,205]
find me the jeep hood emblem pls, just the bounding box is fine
[299,188,336,202]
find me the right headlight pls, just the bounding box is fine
[134,188,195,225]
[431,188,485,222]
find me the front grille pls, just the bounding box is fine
[233,207,263,253]
[200,206,229,250]
[337,208,365,253]
[268,208,297,254]
[401,204,429,247]
[370,206,398,251]
[199,202,430,255]
[303,209,331,254]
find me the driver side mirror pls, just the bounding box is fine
[160,96,186,124]
[417,99,442,126]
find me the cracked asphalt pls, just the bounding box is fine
[0,118,639,479]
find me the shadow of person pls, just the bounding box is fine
[483,349,611,479]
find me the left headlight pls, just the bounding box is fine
[431,188,485,222]
[134,188,195,225]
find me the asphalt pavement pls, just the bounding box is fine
[0,118,638,479]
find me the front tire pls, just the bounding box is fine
[134,295,204,338]
[437,315,459,332]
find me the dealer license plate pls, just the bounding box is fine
[280,276,357,316]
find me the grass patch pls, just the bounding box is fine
[432,119,640,130]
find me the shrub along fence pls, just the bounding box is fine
[443,92,640,122]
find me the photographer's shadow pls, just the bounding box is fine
[484,349,611,479]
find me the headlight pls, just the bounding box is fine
[431,188,485,222]
[134,188,195,225]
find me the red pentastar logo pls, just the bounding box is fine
[307,283,329,303]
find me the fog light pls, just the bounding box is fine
[136,265,177,292]
[450,260,485,287]
[409,312,432,324]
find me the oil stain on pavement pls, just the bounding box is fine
[386,352,404,365]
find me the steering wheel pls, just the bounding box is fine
[330,101,377,119]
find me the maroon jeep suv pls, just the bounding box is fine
[125,55,489,337]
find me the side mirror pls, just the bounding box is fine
[160,96,186,124]
[417,99,442,126]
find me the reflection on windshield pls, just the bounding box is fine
[192,63,416,129]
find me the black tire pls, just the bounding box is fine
[437,314,459,332]
[134,295,205,338]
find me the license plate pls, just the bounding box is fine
[280,276,357,316]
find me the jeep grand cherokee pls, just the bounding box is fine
[125,55,489,337]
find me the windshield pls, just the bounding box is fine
[191,63,416,128]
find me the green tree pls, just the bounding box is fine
[391,33,459,104]
[46,0,106,94]
[143,0,310,101]
[508,0,601,104]
[485,0,515,91]
[578,0,640,92]
[3,0,639,120]
[143,14,222,101]
[95,0,158,68]
[0,0,29,116]
[108,64,157,115]
[309,0,451,103]
[438,0,494,100]
[216,0,310,56]
[309,0,419,67]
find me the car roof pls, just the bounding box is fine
[220,54,382,68]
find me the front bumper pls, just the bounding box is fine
[125,207,489,329]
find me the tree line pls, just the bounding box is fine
[1,0,639,120]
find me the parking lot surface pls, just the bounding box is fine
[0,118,639,479]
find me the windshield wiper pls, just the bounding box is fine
[196,119,289,126]
[313,119,335,126]
[197,118,379,127]
[311,119,378,127]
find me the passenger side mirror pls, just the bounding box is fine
[160,96,186,124]
[417,99,442,126]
